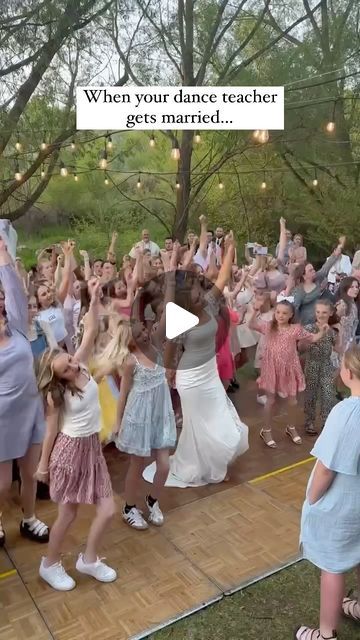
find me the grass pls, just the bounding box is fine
[152,561,358,640]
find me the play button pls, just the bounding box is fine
[130,269,230,370]
[165,302,199,340]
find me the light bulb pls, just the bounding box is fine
[194,131,201,144]
[312,178,318,187]
[258,130,269,144]
[60,162,68,177]
[40,141,47,151]
[99,150,108,170]
[41,165,45,178]
[15,165,22,181]
[176,180,180,190]
[71,139,76,150]
[15,138,22,152]
[107,135,113,150]
[218,180,224,190]
[253,130,260,140]
[137,175,142,189]
[261,180,267,190]
[104,176,109,185]
[326,121,335,133]
[171,144,180,160]
[149,134,155,148]
[74,173,78,182]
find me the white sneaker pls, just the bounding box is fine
[39,558,76,591]
[146,497,164,526]
[257,394,267,406]
[76,554,117,583]
[122,507,149,530]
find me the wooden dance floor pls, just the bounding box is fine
[0,380,315,640]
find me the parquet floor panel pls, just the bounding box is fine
[0,389,314,640]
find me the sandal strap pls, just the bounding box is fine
[343,596,360,621]
[296,626,337,640]
[23,517,48,536]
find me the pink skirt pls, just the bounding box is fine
[49,433,113,504]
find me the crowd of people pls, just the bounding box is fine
[0,215,360,639]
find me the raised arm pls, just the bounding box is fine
[79,250,92,281]
[57,241,75,304]
[198,215,208,259]
[211,233,235,298]
[0,235,28,335]
[277,217,287,265]
[107,231,118,264]
[315,237,345,282]
[74,280,100,365]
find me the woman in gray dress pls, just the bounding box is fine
[0,235,49,547]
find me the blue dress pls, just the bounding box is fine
[115,355,176,457]
[300,397,360,573]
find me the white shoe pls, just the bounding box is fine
[146,497,164,526]
[39,558,76,591]
[122,507,149,530]
[76,553,117,583]
[278,391,287,399]
[257,394,267,406]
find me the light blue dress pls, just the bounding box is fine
[300,397,360,573]
[115,355,176,457]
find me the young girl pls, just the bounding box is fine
[249,299,329,448]
[35,282,117,591]
[253,290,274,406]
[296,345,360,640]
[96,317,176,531]
[302,301,340,435]
[337,276,359,353]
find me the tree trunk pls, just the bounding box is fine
[172,130,193,242]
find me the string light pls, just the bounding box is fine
[218,174,224,189]
[104,174,109,185]
[326,101,337,133]
[258,130,269,144]
[60,161,68,177]
[41,164,45,178]
[40,133,47,151]
[171,141,180,160]
[74,172,79,182]
[99,150,108,170]
[14,161,22,181]
[253,130,260,140]
[261,171,267,190]
[312,169,318,187]
[71,138,76,150]
[194,131,201,144]
[137,174,142,189]
[175,179,180,189]
[106,134,113,150]
[15,133,22,152]
[149,133,156,148]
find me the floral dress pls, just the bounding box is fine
[256,322,312,397]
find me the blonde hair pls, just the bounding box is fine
[94,316,133,380]
[343,345,360,380]
[36,347,83,407]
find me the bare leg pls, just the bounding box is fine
[285,396,302,444]
[83,496,116,564]
[124,455,145,505]
[44,503,78,566]
[17,444,41,518]
[261,393,277,446]
[0,461,12,542]
[320,570,345,637]
[151,449,170,501]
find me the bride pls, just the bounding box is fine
[143,237,249,488]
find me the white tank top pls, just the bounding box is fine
[37,306,67,342]
[61,373,101,438]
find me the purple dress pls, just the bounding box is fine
[0,264,45,462]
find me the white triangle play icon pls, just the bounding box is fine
[165,302,199,340]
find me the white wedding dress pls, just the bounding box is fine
[143,311,249,488]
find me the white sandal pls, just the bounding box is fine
[260,428,277,448]
[286,426,302,445]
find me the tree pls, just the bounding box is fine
[0,0,115,220]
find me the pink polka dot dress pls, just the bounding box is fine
[256,321,312,397]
